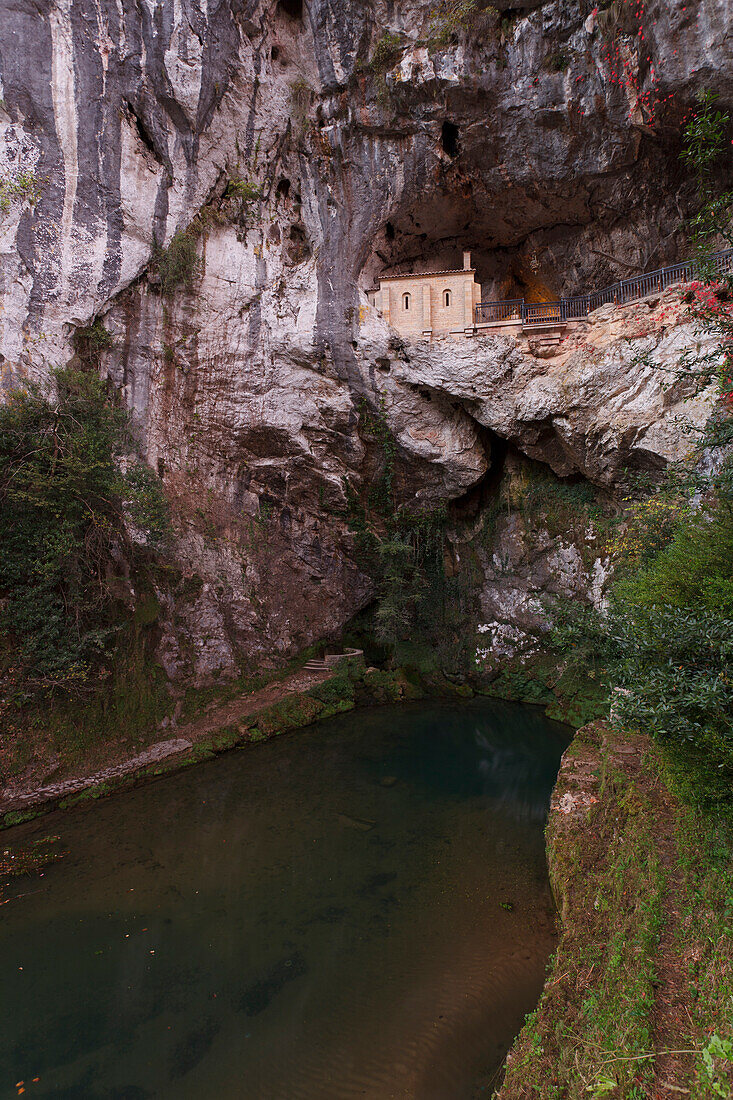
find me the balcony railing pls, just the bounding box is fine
[474,248,733,328]
[474,298,524,324]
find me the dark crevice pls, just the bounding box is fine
[125,102,163,164]
[441,121,460,158]
[277,0,303,18]
[449,428,508,521]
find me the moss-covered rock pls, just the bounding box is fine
[355,667,425,705]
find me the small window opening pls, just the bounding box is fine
[385,221,395,240]
[276,177,291,199]
[271,45,280,61]
[443,289,451,307]
[403,292,411,310]
[441,120,460,157]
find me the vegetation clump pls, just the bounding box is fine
[225,176,264,214]
[367,31,406,73]
[426,0,499,49]
[681,90,733,255]
[150,227,203,295]
[0,170,41,217]
[73,317,114,368]
[288,78,313,125]
[0,368,170,703]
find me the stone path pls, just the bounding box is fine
[0,666,334,815]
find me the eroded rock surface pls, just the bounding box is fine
[0,0,727,679]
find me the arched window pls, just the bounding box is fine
[443,289,452,307]
[403,292,411,310]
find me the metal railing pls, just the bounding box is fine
[474,298,524,324]
[474,248,733,328]
[523,301,565,325]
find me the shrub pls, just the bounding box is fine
[151,228,202,295]
[73,317,114,368]
[124,463,172,550]
[606,493,690,575]
[225,177,263,209]
[427,0,499,49]
[368,31,405,72]
[550,495,733,803]
[0,368,169,697]
[547,50,570,72]
[0,170,42,216]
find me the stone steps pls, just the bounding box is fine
[304,648,364,673]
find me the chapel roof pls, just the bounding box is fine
[378,266,476,281]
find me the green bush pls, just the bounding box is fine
[0,368,169,697]
[615,504,733,615]
[151,228,202,295]
[368,31,405,72]
[551,496,733,803]
[225,176,264,215]
[73,317,114,367]
[427,0,498,49]
[0,170,42,216]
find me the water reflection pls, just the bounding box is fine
[0,697,569,1100]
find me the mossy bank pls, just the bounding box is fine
[496,722,733,1100]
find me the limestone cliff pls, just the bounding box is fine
[0,0,728,681]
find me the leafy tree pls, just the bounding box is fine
[0,368,169,697]
[681,90,733,253]
[549,91,733,802]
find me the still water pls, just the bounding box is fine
[0,699,569,1100]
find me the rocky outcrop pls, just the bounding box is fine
[359,287,717,489]
[0,0,728,680]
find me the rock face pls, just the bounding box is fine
[0,0,728,680]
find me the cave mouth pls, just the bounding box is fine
[449,430,508,522]
[441,121,460,158]
[357,162,689,307]
[277,0,303,18]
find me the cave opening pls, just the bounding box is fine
[277,0,303,18]
[358,140,693,309]
[276,177,291,200]
[449,430,508,522]
[441,121,460,158]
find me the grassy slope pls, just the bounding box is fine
[497,723,733,1100]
